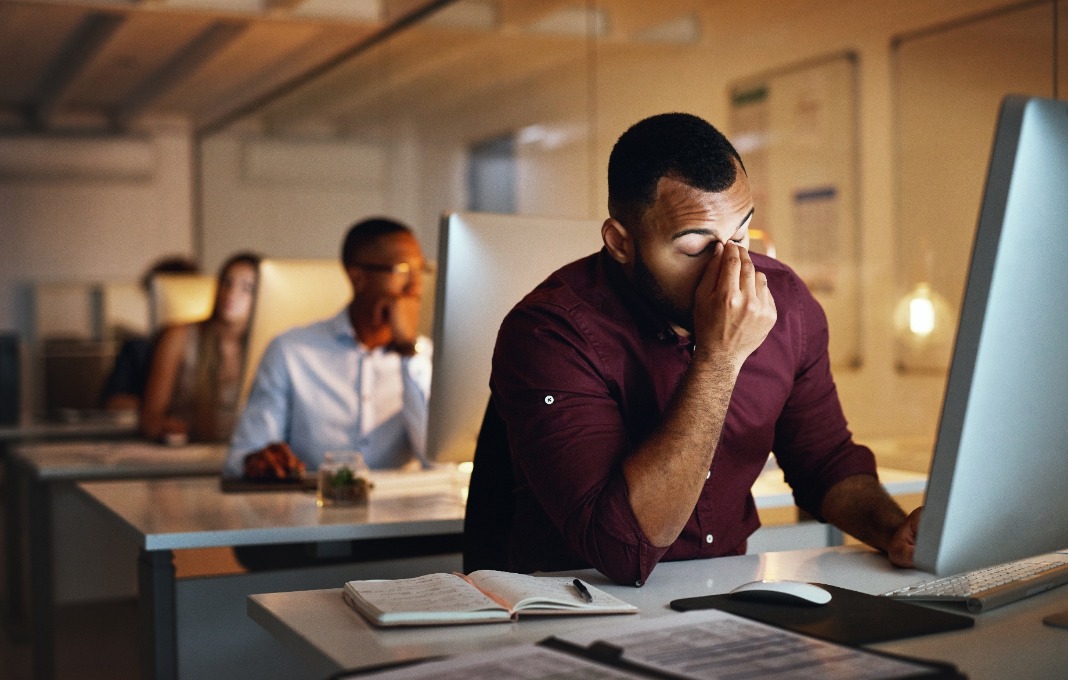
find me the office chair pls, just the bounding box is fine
[462,399,516,574]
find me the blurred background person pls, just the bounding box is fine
[224,217,431,479]
[140,252,261,443]
[100,255,201,412]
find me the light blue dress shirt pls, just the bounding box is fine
[224,308,432,478]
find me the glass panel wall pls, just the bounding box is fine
[198,0,1064,468]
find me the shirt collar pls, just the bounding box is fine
[328,306,399,356]
[328,307,359,345]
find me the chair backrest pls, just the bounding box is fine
[149,273,216,330]
[462,398,515,573]
[240,259,351,406]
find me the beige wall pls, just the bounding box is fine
[0,127,196,334]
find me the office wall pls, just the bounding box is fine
[0,127,196,335]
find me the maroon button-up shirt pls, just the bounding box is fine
[489,249,876,586]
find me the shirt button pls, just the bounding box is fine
[706,470,711,480]
[635,580,643,587]
[705,534,714,544]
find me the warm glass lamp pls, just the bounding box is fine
[893,281,955,372]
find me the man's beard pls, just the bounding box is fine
[632,245,693,333]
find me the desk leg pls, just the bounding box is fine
[826,525,844,546]
[28,476,54,680]
[4,453,27,638]
[139,548,177,680]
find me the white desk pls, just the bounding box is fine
[0,417,137,442]
[74,469,470,680]
[66,464,924,680]
[5,440,225,680]
[249,545,1068,680]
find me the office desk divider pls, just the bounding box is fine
[670,583,973,645]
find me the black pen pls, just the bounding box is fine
[572,578,593,603]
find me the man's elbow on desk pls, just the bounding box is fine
[570,511,670,587]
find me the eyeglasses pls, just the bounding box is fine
[351,261,435,280]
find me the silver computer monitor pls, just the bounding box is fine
[426,212,603,463]
[915,95,1068,576]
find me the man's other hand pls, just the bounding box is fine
[888,507,923,568]
[243,442,306,480]
[383,294,421,355]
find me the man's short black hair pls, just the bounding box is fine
[608,112,745,231]
[341,217,413,266]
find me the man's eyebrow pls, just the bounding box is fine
[671,207,756,241]
[737,207,755,229]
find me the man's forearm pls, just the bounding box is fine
[622,352,739,546]
[819,474,908,553]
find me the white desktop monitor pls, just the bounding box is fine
[915,95,1068,576]
[426,212,603,463]
[149,273,216,330]
[240,259,351,405]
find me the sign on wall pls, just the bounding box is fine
[729,53,861,369]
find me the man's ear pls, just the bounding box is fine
[345,265,366,294]
[602,218,634,265]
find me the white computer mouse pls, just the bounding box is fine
[727,579,832,606]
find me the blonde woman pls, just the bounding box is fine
[140,252,260,443]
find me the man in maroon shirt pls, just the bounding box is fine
[483,113,921,586]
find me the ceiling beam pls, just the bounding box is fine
[198,0,454,134]
[111,19,248,131]
[26,11,125,132]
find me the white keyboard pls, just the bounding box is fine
[882,551,1068,613]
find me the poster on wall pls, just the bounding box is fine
[728,53,861,369]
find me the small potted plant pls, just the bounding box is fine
[317,452,372,506]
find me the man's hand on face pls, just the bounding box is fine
[242,442,306,481]
[691,241,777,371]
[376,294,421,356]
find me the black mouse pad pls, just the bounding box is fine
[670,583,973,645]
[219,477,317,493]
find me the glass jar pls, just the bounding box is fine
[317,451,372,507]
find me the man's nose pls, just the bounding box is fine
[404,272,423,296]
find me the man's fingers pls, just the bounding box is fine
[737,245,757,297]
[716,242,742,293]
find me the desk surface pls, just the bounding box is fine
[10,439,226,480]
[72,463,924,553]
[75,468,470,551]
[248,545,1068,680]
[0,417,138,441]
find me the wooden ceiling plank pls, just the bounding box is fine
[113,19,248,129]
[27,11,126,131]
[190,26,372,130]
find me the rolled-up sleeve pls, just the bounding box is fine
[492,301,668,585]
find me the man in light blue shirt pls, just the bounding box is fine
[224,218,432,479]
